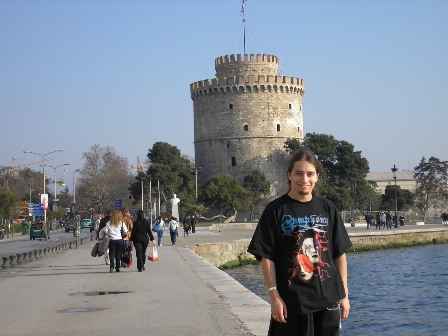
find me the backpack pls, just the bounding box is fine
[169,220,178,232]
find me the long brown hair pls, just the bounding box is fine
[109,210,123,227]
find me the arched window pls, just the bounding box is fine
[231,157,236,166]
[289,103,292,109]
[298,127,300,133]
[227,142,230,148]
[277,124,281,132]
[229,103,233,109]
[244,125,248,131]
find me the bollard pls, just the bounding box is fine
[9,254,18,267]
[1,256,11,270]
[16,253,23,265]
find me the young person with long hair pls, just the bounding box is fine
[248,150,352,336]
[104,210,127,273]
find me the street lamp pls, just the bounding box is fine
[48,164,70,200]
[391,164,398,228]
[192,167,201,201]
[71,169,80,202]
[23,149,63,224]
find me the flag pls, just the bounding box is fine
[240,0,245,16]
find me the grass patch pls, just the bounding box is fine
[219,258,259,270]
[349,238,448,252]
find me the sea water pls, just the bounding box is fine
[224,244,448,335]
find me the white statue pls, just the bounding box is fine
[170,193,180,219]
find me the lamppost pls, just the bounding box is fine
[391,164,398,228]
[192,167,201,201]
[48,164,70,200]
[71,169,80,202]
[23,149,63,224]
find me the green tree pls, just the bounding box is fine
[0,190,17,221]
[199,173,251,220]
[414,156,448,220]
[130,142,195,216]
[381,185,415,211]
[284,133,374,211]
[243,170,271,220]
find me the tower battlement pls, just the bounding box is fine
[190,75,305,98]
[215,54,279,77]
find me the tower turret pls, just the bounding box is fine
[190,53,305,196]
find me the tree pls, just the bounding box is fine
[284,133,374,211]
[414,156,448,220]
[0,190,17,221]
[199,173,251,220]
[130,142,195,216]
[243,170,271,220]
[76,145,134,215]
[381,185,415,211]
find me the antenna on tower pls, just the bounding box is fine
[240,0,247,54]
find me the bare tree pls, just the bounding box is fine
[76,145,134,214]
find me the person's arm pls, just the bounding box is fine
[261,257,287,323]
[334,253,350,319]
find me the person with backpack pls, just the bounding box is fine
[183,216,191,237]
[152,216,165,246]
[169,216,179,246]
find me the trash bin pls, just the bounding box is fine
[21,223,30,235]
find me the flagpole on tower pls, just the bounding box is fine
[240,0,247,54]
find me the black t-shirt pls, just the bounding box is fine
[247,194,352,315]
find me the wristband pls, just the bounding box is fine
[267,286,277,292]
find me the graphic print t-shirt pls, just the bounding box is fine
[248,194,352,315]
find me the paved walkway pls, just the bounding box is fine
[0,228,269,336]
[0,224,446,336]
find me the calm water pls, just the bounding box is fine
[224,244,448,335]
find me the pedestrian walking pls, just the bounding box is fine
[183,216,191,237]
[364,212,371,229]
[169,216,179,246]
[247,150,352,336]
[152,216,165,246]
[120,208,133,268]
[190,215,197,233]
[130,210,156,272]
[104,210,127,273]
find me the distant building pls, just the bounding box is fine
[366,171,416,194]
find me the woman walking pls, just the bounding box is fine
[130,210,156,272]
[152,216,165,246]
[104,210,127,273]
[169,216,179,246]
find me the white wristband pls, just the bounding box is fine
[267,286,277,292]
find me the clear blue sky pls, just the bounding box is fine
[1,0,447,183]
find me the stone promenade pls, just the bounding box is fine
[0,224,446,336]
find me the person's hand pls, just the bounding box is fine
[152,240,157,246]
[269,291,287,323]
[340,297,350,320]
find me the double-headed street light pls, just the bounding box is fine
[23,149,63,223]
[48,164,70,200]
[391,164,398,228]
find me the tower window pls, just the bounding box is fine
[298,127,300,133]
[229,103,233,109]
[277,124,280,131]
[227,142,230,148]
[244,125,248,131]
[231,157,236,166]
[289,103,292,109]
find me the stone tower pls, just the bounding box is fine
[190,53,305,196]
